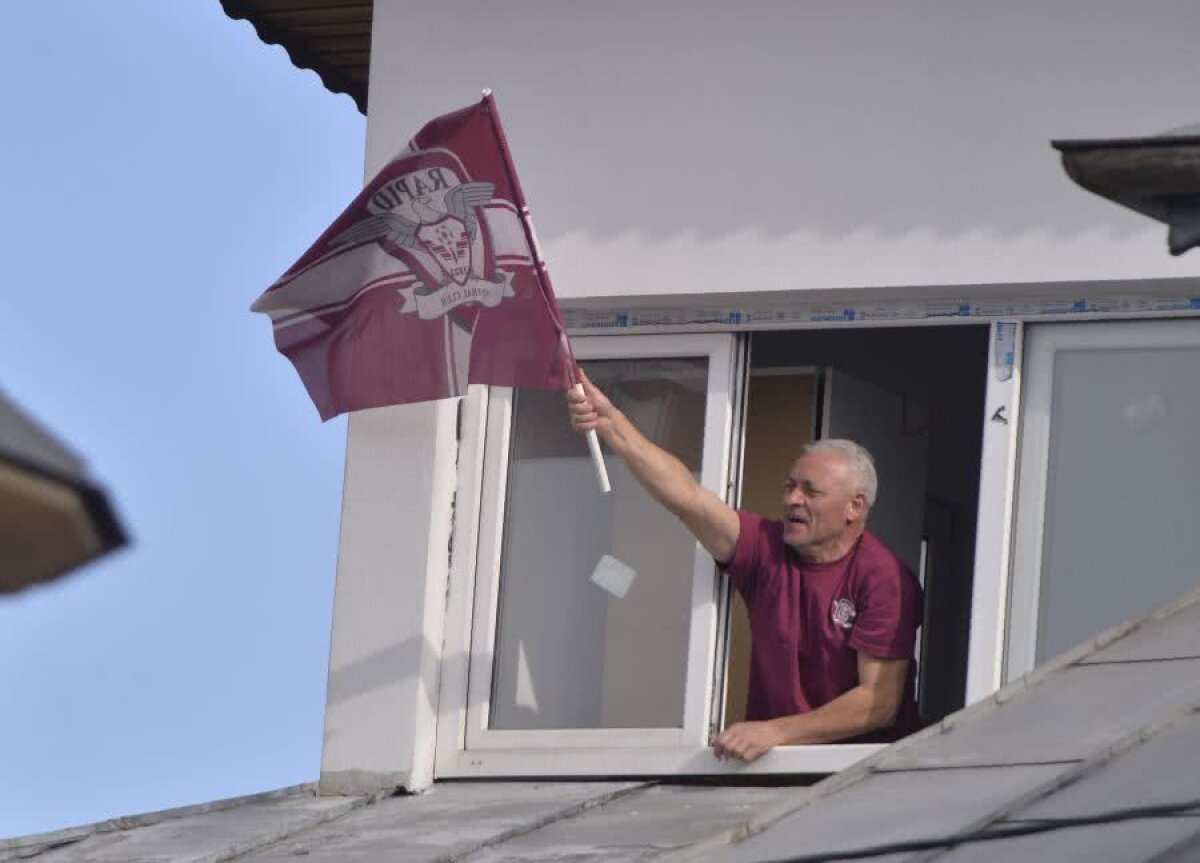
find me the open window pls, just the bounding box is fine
[438,322,1002,777]
[723,326,991,729]
[438,333,751,775]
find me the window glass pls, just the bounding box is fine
[489,358,707,729]
[1036,346,1200,662]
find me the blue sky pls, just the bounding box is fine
[0,3,364,837]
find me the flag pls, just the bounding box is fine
[251,92,575,420]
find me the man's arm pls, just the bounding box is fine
[567,368,740,563]
[713,653,909,761]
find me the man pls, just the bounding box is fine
[567,369,923,762]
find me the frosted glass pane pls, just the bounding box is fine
[1036,347,1200,662]
[490,358,707,729]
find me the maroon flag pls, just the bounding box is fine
[251,93,575,420]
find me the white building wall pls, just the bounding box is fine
[321,0,1200,792]
[319,403,457,794]
[373,0,1200,300]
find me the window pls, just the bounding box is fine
[740,327,992,726]
[1006,320,1200,680]
[437,322,1008,776]
[439,333,778,775]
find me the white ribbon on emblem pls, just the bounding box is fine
[396,271,516,321]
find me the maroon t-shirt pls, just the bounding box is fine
[722,511,923,743]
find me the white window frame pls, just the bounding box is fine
[965,320,1025,702]
[440,310,1200,777]
[435,331,883,776]
[1005,318,1200,681]
[468,333,731,751]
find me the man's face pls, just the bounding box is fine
[781,451,864,554]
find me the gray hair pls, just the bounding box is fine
[801,439,878,510]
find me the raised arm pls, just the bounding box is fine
[567,368,740,563]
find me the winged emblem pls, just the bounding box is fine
[330,182,495,289]
[329,210,420,252]
[441,182,494,239]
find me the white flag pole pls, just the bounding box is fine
[481,89,611,493]
[574,384,612,493]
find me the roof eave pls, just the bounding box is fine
[219,0,370,114]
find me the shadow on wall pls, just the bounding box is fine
[325,635,435,711]
[321,636,508,746]
[323,633,462,750]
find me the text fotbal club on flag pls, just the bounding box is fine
[251,92,575,421]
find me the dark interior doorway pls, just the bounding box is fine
[726,325,989,727]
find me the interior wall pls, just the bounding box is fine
[751,325,989,721]
[823,368,930,575]
[725,373,817,726]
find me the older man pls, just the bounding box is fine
[568,369,923,761]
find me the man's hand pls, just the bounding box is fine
[566,368,616,437]
[565,365,741,562]
[713,720,785,762]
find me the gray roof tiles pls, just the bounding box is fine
[1,785,361,863]
[932,817,1200,863]
[245,782,642,863]
[7,586,1200,862]
[1012,714,1200,821]
[876,659,1200,770]
[1080,596,1200,664]
[706,765,1066,863]
[458,785,793,863]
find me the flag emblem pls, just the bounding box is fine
[418,216,473,286]
[250,94,575,420]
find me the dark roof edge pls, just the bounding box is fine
[1052,135,1200,153]
[219,1,368,114]
[0,448,128,553]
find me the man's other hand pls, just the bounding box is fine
[713,720,784,762]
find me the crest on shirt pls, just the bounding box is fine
[831,598,857,630]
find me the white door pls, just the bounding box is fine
[1007,319,1200,680]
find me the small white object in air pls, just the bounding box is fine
[590,554,637,598]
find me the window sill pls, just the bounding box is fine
[436,744,883,778]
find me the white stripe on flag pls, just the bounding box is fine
[257,203,532,329]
